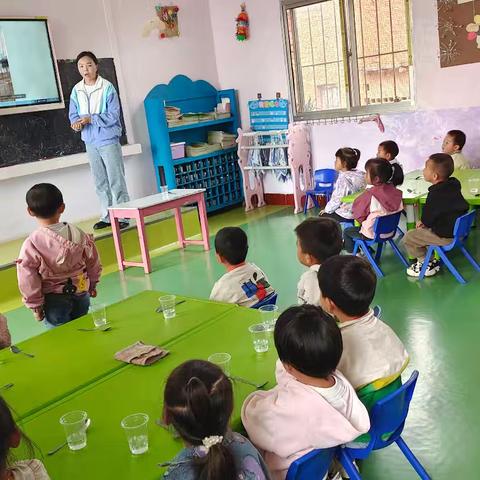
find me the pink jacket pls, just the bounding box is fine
[17,225,102,309]
[241,361,370,479]
[352,184,403,239]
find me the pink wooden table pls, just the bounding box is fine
[108,189,210,274]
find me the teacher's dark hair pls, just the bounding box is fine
[76,51,99,65]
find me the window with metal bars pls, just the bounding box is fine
[282,0,413,120]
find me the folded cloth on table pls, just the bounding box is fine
[114,341,169,366]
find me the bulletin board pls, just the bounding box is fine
[438,0,480,68]
[248,98,289,131]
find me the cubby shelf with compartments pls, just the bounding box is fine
[144,75,243,213]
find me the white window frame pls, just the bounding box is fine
[281,0,415,121]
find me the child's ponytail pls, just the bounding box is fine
[164,360,237,480]
[365,158,395,185]
[387,162,395,184]
[352,148,361,162]
[199,440,236,480]
[335,147,361,170]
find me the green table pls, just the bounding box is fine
[419,169,480,207]
[19,307,278,480]
[342,169,430,230]
[1,291,236,420]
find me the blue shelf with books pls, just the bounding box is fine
[144,75,243,213]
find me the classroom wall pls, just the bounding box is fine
[106,0,220,198]
[2,0,480,240]
[209,0,288,127]
[210,0,480,194]
[0,0,219,242]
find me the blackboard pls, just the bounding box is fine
[0,58,127,168]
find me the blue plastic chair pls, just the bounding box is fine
[286,448,336,480]
[419,210,480,284]
[251,292,278,309]
[338,371,430,480]
[340,220,403,239]
[352,212,409,277]
[304,169,338,214]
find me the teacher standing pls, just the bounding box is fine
[69,51,130,230]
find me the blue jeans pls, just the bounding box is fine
[85,142,130,222]
[43,293,90,329]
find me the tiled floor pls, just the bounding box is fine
[4,205,480,479]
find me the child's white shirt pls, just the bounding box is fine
[297,264,321,306]
[210,262,274,307]
[311,373,363,424]
[338,310,409,389]
[451,152,470,170]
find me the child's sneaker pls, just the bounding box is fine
[406,261,421,277]
[406,259,440,277]
[426,259,441,276]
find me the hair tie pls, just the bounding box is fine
[387,164,395,183]
[202,435,223,451]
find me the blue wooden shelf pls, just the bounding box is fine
[172,147,237,165]
[168,118,234,132]
[144,75,243,213]
[207,197,243,212]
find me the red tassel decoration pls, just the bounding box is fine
[236,3,249,41]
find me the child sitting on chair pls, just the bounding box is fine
[377,140,404,186]
[242,305,370,479]
[0,395,50,479]
[295,217,342,306]
[162,360,270,480]
[442,130,471,170]
[17,184,102,328]
[319,255,409,409]
[343,158,403,253]
[0,314,11,350]
[320,147,366,222]
[404,153,469,278]
[210,227,275,308]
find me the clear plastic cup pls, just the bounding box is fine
[121,413,149,455]
[159,295,176,319]
[208,353,231,376]
[160,185,169,199]
[91,304,107,328]
[60,410,88,451]
[259,305,279,332]
[248,323,269,353]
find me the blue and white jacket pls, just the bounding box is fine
[69,75,122,147]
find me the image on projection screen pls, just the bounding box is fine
[0,19,61,109]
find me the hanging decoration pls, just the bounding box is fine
[466,2,480,49]
[236,3,249,41]
[156,5,180,39]
[142,16,167,38]
[143,5,179,39]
